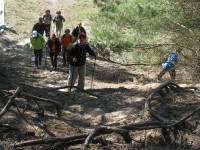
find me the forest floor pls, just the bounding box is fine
[0,0,200,150]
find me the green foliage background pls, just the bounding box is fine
[91,0,200,80]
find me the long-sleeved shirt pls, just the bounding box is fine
[30,34,45,50]
[32,23,48,36]
[60,34,72,48]
[53,15,65,28]
[46,38,61,55]
[68,43,96,67]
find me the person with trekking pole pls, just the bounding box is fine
[30,30,45,69]
[67,32,97,92]
[157,47,182,81]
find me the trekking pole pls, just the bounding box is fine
[45,46,47,69]
[91,56,97,89]
[30,47,33,66]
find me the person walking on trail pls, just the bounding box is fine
[30,30,45,69]
[43,9,52,37]
[53,11,65,38]
[60,29,72,66]
[157,48,182,81]
[32,17,49,37]
[68,32,97,92]
[72,22,86,42]
[46,34,61,71]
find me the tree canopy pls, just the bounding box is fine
[91,0,200,80]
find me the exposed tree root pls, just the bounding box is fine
[0,82,199,149]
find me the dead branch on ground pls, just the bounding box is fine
[0,89,62,116]
[4,82,200,149]
[0,87,20,119]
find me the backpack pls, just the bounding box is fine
[162,50,178,69]
[166,50,178,63]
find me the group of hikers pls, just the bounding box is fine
[29,10,181,92]
[30,10,96,92]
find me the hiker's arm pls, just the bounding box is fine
[30,38,34,49]
[62,16,65,22]
[68,46,76,62]
[86,45,96,58]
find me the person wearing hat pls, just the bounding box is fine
[30,30,45,69]
[32,17,49,37]
[43,10,52,37]
[53,11,65,37]
[46,34,61,71]
[67,32,97,92]
[72,22,86,42]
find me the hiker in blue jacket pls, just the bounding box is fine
[157,48,182,81]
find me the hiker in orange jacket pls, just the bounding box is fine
[60,29,72,66]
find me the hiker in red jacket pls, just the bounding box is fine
[46,34,61,71]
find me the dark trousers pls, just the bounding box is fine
[158,68,176,81]
[34,49,42,66]
[62,47,69,65]
[49,53,58,69]
[45,24,51,36]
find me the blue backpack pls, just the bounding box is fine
[162,50,178,70]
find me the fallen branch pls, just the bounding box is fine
[84,126,132,148]
[0,89,62,116]
[52,86,101,98]
[145,82,183,123]
[13,133,89,147]
[13,106,199,149]
[21,92,62,116]
[10,83,200,149]
[0,87,20,119]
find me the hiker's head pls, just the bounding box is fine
[78,22,82,27]
[65,29,70,34]
[51,34,56,41]
[45,9,50,14]
[78,32,86,45]
[56,11,61,15]
[32,30,38,37]
[39,17,43,23]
